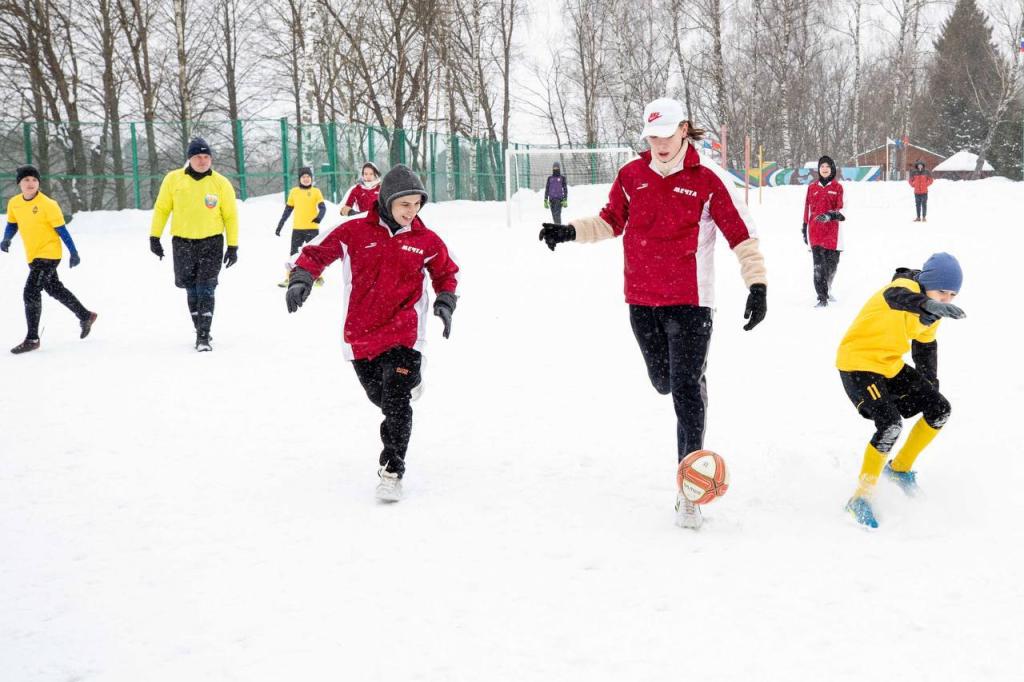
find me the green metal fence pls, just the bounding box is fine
[0,118,514,213]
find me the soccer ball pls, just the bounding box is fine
[677,450,729,504]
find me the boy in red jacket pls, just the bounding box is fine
[286,164,460,502]
[802,155,846,307]
[908,161,933,222]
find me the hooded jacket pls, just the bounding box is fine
[804,156,844,250]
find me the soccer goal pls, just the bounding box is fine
[504,146,636,229]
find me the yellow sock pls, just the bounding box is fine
[891,418,940,472]
[853,443,887,499]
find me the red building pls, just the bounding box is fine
[852,142,946,179]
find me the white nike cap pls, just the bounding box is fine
[639,98,686,141]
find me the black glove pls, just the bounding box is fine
[69,252,80,268]
[223,245,238,268]
[801,223,808,245]
[919,299,966,325]
[743,283,767,331]
[0,239,10,253]
[434,291,457,339]
[815,211,846,222]
[275,223,283,236]
[286,267,314,313]
[539,223,576,251]
[150,236,164,260]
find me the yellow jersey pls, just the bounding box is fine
[836,277,939,378]
[150,168,239,246]
[5,191,66,262]
[286,186,325,231]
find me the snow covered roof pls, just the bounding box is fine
[933,150,994,172]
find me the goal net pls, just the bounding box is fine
[504,146,636,229]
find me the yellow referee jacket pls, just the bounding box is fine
[836,276,939,378]
[150,168,239,246]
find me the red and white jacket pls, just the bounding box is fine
[294,208,460,361]
[803,179,845,250]
[342,182,381,213]
[577,145,764,307]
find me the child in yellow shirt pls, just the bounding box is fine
[1,165,97,354]
[836,253,966,528]
[276,166,326,287]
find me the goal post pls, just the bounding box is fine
[504,146,636,229]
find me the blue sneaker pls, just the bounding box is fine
[846,497,879,529]
[883,462,919,497]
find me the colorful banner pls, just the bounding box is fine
[728,163,881,188]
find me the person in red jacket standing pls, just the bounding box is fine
[908,161,933,222]
[285,164,460,502]
[339,161,381,216]
[537,97,768,530]
[802,155,846,307]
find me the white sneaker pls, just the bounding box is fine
[375,467,403,502]
[674,493,703,529]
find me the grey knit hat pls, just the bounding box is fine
[379,164,428,209]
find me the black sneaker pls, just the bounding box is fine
[80,312,98,339]
[11,338,40,354]
[195,331,212,352]
[815,299,828,308]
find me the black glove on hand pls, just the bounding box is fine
[539,223,576,251]
[920,298,966,325]
[0,239,10,253]
[150,236,164,260]
[434,291,457,339]
[275,223,283,236]
[286,267,314,313]
[816,211,846,222]
[69,252,81,268]
[743,283,767,331]
[223,246,238,268]
[801,222,808,245]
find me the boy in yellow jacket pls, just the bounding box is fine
[1,165,97,354]
[837,253,965,528]
[275,166,325,287]
[150,138,239,352]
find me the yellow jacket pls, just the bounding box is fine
[837,276,939,378]
[6,191,66,262]
[287,186,325,230]
[150,168,239,246]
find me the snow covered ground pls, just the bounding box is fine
[2,176,1022,681]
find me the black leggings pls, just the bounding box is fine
[353,346,423,477]
[290,229,319,256]
[629,305,713,461]
[812,246,840,302]
[840,365,951,453]
[915,194,928,219]
[23,258,89,339]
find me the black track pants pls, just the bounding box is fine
[352,346,423,477]
[23,258,89,339]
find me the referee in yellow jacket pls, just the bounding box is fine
[836,253,966,529]
[150,138,239,352]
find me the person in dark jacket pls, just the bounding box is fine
[908,161,934,222]
[802,155,846,307]
[543,162,568,223]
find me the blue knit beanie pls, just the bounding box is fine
[918,252,962,293]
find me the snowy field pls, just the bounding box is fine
[2,174,1022,681]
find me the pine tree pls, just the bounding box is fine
[919,0,1005,161]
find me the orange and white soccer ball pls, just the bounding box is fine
[676,450,730,504]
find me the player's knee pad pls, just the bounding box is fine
[926,396,951,429]
[873,421,903,453]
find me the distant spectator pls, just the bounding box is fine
[908,161,934,222]
[802,155,846,307]
[543,162,568,223]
